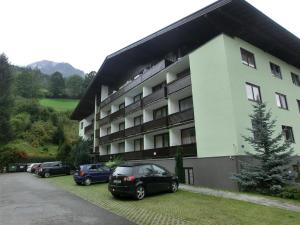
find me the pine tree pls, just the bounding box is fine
[175,147,185,183]
[0,54,13,144]
[233,102,294,194]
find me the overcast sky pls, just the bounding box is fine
[0,0,299,73]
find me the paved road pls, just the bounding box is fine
[0,173,136,225]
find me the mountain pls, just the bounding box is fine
[27,60,84,77]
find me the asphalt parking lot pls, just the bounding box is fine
[0,173,136,225]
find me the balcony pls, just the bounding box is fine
[96,112,100,120]
[143,117,168,132]
[110,108,125,122]
[125,100,142,115]
[84,124,93,134]
[167,75,191,95]
[142,88,166,107]
[99,59,172,108]
[125,125,142,137]
[94,147,99,154]
[168,108,194,125]
[109,130,125,142]
[95,129,100,138]
[99,135,110,145]
[98,143,197,161]
[99,116,110,126]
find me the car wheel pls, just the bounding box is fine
[44,172,50,178]
[170,181,178,193]
[135,185,145,200]
[75,182,81,185]
[112,193,120,198]
[84,178,92,186]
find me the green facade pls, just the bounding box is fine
[190,34,300,158]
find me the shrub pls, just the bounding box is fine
[23,121,56,146]
[105,156,124,169]
[278,186,300,200]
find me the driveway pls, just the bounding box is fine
[0,173,136,225]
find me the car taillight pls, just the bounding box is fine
[79,171,85,176]
[124,176,135,182]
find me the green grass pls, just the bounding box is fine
[47,176,300,225]
[39,98,79,112]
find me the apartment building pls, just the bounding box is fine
[72,0,300,190]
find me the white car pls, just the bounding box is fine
[27,163,38,172]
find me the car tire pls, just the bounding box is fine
[44,172,50,178]
[170,181,178,193]
[112,193,120,198]
[84,178,92,186]
[135,185,145,200]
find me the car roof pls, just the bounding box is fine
[119,162,157,167]
[81,163,104,167]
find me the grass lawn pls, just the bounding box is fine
[47,176,300,225]
[39,98,79,112]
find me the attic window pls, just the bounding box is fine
[240,48,256,68]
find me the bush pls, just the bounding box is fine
[105,156,124,169]
[278,186,300,200]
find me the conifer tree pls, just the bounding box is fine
[233,102,294,194]
[175,147,185,183]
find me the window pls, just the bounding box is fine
[106,145,111,155]
[154,133,169,148]
[137,165,153,176]
[153,106,168,120]
[134,115,143,126]
[291,73,300,86]
[118,142,125,152]
[297,100,300,113]
[152,82,166,92]
[134,138,144,151]
[133,93,142,102]
[119,102,125,109]
[179,96,193,111]
[282,126,295,143]
[270,62,282,79]
[106,127,111,135]
[181,127,196,145]
[245,83,261,102]
[275,93,288,110]
[152,165,168,175]
[240,48,256,68]
[177,69,190,80]
[80,122,83,129]
[119,122,125,131]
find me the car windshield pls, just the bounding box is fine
[113,166,133,176]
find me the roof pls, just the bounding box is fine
[71,0,300,120]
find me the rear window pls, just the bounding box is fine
[113,166,133,176]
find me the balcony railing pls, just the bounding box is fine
[109,130,125,142]
[84,124,93,134]
[99,59,172,108]
[142,117,168,132]
[125,125,142,137]
[98,143,197,162]
[125,100,142,115]
[99,135,111,145]
[167,75,191,95]
[110,108,125,122]
[142,88,166,107]
[99,115,110,126]
[168,108,194,125]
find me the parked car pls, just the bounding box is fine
[37,161,71,178]
[108,163,178,200]
[27,163,39,172]
[31,163,41,174]
[73,164,112,185]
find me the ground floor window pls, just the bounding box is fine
[181,127,196,145]
[106,145,111,155]
[184,167,194,185]
[118,142,125,152]
[134,138,144,151]
[154,133,169,148]
[282,126,295,143]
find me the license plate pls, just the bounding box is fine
[113,179,121,184]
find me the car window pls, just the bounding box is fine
[138,165,154,176]
[113,167,133,176]
[89,165,97,170]
[97,167,104,172]
[152,165,167,175]
[102,166,110,172]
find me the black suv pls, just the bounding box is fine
[108,163,178,200]
[37,161,71,178]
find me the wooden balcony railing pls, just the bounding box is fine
[84,124,93,134]
[167,75,191,95]
[99,115,110,126]
[125,100,142,115]
[168,108,194,125]
[98,59,172,108]
[109,130,125,142]
[142,88,166,107]
[125,125,142,137]
[98,143,197,162]
[142,117,168,132]
[99,135,110,145]
[110,108,125,122]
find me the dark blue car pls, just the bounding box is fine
[73,164,112,185]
